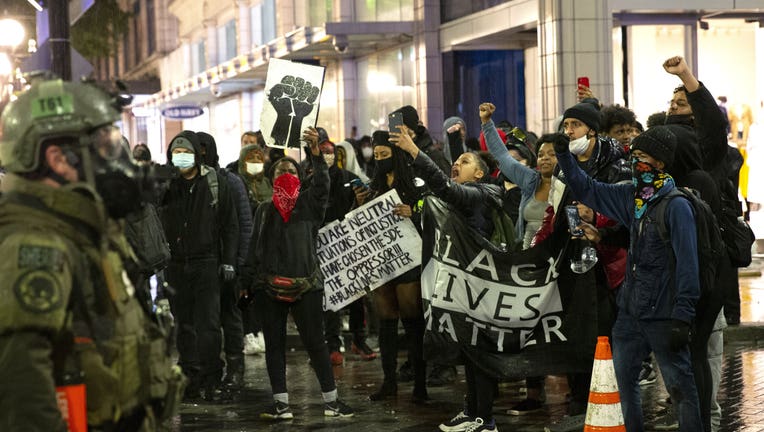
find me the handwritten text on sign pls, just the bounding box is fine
[318,190,422,311]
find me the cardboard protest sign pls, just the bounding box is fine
[318,190,422,311]
[260,58,325,149]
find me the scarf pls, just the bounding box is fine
[633,159,674,219]
[272,173,301,222]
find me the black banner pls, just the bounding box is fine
[421,196,601,379]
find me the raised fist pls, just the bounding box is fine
[268,75,320,148]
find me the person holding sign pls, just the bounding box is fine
[355,130,430,403]
[391,125,511,432]
[239,127,354,420]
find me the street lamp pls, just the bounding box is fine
[0,18,25,115]
[0,19,25,49]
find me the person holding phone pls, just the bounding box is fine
[391,124,509,432]
[390,105,451,174]
[354,130,430,403]
[553,126,702,432]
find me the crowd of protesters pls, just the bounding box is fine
[127,55,747,432]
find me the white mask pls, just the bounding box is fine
[323,153,335,166]
[362,147,373,159]
[246,162,264,175]
[569,134,591,155]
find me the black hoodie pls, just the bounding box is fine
[161,130,238,265]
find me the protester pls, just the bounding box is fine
[336,140,370,183]
[197,131,253,393]
[443,116,468,164]
[600,104,638,151]
[161,131,239,401]
[132,142,152,162]
[391,105,451,173]
[239,127,354,420]
[553,126,702,432]
[233,143,272,354]
[317,136,376,364]
[392,124,507,432]
[351,130,428,401]
[662,55,743,328]
[480,103,563,415]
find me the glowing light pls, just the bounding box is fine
[0,19,25,48]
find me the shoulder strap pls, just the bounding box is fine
[202,166,219,208]
[653,189,684,246]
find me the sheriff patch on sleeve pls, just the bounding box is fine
[13,269,64,314]
[18,245,65,271]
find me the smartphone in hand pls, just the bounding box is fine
[346,178,367,189]
[388,112,404,133]
[577,76,590,88]
[565,205,585,237]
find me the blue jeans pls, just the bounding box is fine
[612,313,701,432]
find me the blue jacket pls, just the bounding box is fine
[556,151,699,324]
[482,120,540,241]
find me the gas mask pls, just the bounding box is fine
[87,126,177,218]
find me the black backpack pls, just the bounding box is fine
[652,187,724,303]
[125,202,171,273]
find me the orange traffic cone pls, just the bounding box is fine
[583,336,625,432]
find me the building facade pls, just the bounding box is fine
[85,0,763,168]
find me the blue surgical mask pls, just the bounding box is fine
[172,153,195,169]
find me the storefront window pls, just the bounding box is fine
[357,44,415,135]
[627,25,686,126]
[355,0,413,22]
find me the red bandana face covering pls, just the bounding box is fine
[272,173,301,222]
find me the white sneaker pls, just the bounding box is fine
[252,332,266,353]
[243,333,258,355]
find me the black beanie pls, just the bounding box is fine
[630,126,677,167]
[372,130,391,148]
[562,102,601,132]
[393,105,419,130]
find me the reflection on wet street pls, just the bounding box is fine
[174,262,764,431]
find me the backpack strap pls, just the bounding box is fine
[652,188,683,246]
[201,165,219,208]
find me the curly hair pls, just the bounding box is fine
[600,104,637,134]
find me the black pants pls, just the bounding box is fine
[241,301,263,335]
[324,298,366,351]
[166,259,222,386]
[465,358,496,421]
[255,290,336,395]
[220,278,243,368]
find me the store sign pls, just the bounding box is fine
[161,105,204,120]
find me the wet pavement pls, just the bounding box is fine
[174,256,764,431]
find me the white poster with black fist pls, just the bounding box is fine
[260,58,325,149]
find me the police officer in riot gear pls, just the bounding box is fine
[0,76,183,431]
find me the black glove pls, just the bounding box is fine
[552,133,570,154]
[669,319,691,351]
[219,264,236,282]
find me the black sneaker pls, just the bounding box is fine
[638,361,657,386]
[397,360,414,382]
[439,410,475,431]
[428,365,457,387]
[508,398,543,415]
[324,399,354,417]
[261,401,294,420]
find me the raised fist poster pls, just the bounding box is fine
[260,58,325,149]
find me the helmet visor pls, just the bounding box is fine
[90,125,124,161]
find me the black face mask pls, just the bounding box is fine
[93,153,177,218]
[665,114,694,127]
[375,157,394,175]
